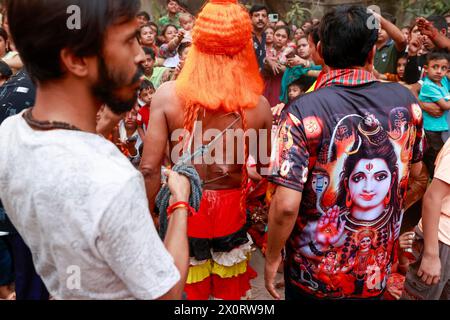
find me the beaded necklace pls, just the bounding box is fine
[23,108,81,132]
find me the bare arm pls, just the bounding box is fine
[256,96,273,177]
[435,98,450,111]
[265,186,302,299]
[418,177,448,285]
[410,82,444,118]
[137,126,146,142]
[157,170,190,300]
[140,85,171,213]
[379,14,407,52]
[417,17,450,51]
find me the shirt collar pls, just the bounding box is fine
[316,68,378,90]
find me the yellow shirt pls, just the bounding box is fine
[418,138,450,246]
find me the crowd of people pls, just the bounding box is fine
[0,0,449,301]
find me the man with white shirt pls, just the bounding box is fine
[0,0,191,300]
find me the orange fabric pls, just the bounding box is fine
[175,0,263,114]
[188,189,246,239]
[184,264,257,300]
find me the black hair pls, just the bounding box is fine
[277,20,289,27]
[140,79,155,92]
[136,11,150,21]
[249,5,268,16]
[6,0,141,83]
[275,25,291,39]
[289,75,316,92]
[167,0,180,5]
[0,27,8,43]
[142,46,155,60]
[0,60,12,79]
[425,50,450,64]
[149,22,158,31]
[307,25,320,46]
[398,52,408,60]
[427,15,448,35]
[320,5,378,69]
[161,24,178,37]
[178,42,191,57]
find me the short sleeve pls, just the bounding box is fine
[267,103,310,192]
[411,104,426,164]
[96,175,180,300]
[419,82,445,103]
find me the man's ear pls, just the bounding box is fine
[59,48,90,78]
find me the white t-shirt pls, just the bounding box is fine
[0,113,180,300]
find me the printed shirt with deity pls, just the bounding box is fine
[268,69,426,299]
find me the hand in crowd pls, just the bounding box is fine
[421,102,444,118]
[265,252,283,300]
[164,169,191,205]
[96,105,125,137]
[286,55,308,68]
[416,17,438,40]
[266,57,283,75]
[418,252,441,286]
[177,29,185,42]
[123,137,138,157]
[408,36,423,57]
[271,103,285,118]
[399,231,415,251]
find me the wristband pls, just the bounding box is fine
[167,201,195,218]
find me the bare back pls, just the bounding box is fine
[160,81,272,190]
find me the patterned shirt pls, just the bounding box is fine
[269,69,425,299]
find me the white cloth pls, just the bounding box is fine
[0,113,179,300]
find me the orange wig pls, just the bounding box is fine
[175,0,264,119]
[176,0,264,213]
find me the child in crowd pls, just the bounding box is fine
[171,42,191,81]
[136,11,151,27]
[402,138,450,300]
[178,13,194,43]
[137,80,155,142]
[418,50,450,177]
[379,53,408,83]
[142,47,171,90]
[272,76,315,124]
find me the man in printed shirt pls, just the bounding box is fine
[265,5,426,300]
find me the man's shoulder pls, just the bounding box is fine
[289,81,417,115]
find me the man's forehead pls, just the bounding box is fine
[107,18,139,36]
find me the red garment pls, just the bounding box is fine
[188,189,246,239]
[137,105,150,132]
[185,265,257,300]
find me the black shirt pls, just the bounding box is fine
[253,32,267,72]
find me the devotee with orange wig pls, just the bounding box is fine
[140,0,273,300]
